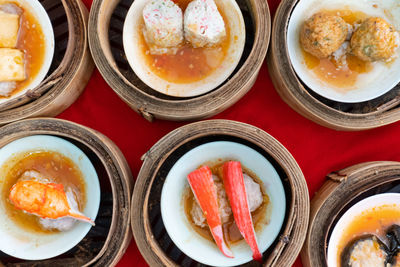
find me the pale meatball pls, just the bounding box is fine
[191,174,263,227]
[300,12,348,58]
[351,17,400,62]
[184,0,226,48]
[142,0,183,51]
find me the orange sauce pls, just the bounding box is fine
[0,1,46,98]
[336,204,400,264]
[140,0,230,84]
[184,160,270,245]
[1,151,86,234]
[301,9,373,91]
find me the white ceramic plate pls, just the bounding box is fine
[0,0,55,104]
[123,0,246,97]
[327,193,400,267]
[161,141,286,266]
[0,135,100,260]
[288,0,400,103]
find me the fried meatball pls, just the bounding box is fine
[351,17,399,62]
[300,12,349,58]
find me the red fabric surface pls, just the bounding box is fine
[58,0,400,266]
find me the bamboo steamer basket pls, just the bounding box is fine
[0,0,94,125]
[268,0,400,131]
[0,118,133,267]
[131,120,309,266]
[301,161,400,266]
[88,0,270,122]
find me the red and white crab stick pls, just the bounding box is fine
[222,161,263,262]
[187,166,234,258]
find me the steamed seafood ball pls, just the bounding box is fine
[184,0,226,48]
[191,173,263,227]
[191,174,230,227]
[351,17,400,62]
[341,235,388,267]
[300,12,348,58]
[142,0,183,55]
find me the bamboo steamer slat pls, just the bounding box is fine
[268,0,400,131]
[301,161,400,266]
[88,0,270,122]
[131,120,309,266]
[0,0,94,125]
[0,118,133,267]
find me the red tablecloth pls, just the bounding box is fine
[60,0,400,266]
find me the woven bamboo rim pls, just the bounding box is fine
[88,0,270,122]
[301,161,400,266]
[131,120,309,266]
[268,0,400,131]
[0,118,133,267]
[0,0,94,125]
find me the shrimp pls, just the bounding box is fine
[9,180,95,226]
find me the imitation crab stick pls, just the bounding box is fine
[187,166,234,258]
[9,180,95,226]
[222,161,263,262]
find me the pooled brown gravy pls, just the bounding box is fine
[1,151,86,234]
[184,160,270,245]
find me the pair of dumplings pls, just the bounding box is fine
[142,0,226,55]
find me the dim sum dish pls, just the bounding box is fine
[327,193,400,267]
[123,0,245,97]
[0,0,54,105]
[161,141,286,266]
[0,135,100,260]
[288,0,400,103]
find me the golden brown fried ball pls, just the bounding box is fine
[300,12,348,58]
[351,17,399,62]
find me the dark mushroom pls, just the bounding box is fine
[341,235,388,267]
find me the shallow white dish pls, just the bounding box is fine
[0,0,55,104]
[327,193,400,267]
[0,135,100,260]
[288,0,400,103]
[161,141,286,266]
[123,0,246,97]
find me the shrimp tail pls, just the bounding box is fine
[68,211,95,226]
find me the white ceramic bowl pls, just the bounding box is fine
[123,0,246,97]
[161,141,286,266]
[0,135,100,260]
[327,193,400,267]
[0,0,55,104]
[288,0,400,103]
